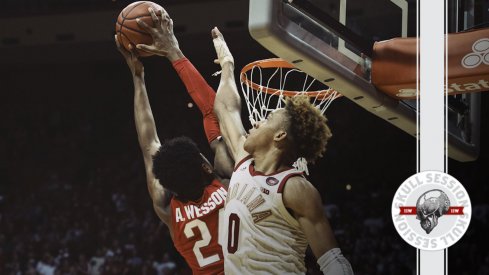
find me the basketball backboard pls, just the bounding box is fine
[248,0,482,162]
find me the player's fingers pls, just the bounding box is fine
[213,27,227,43]
[159,13,169,30]
[115,35,131,56]
[161,12,170,24]
[127,44,140,58]
[214,59,220,64]
[136,44,168,56]
[136,18,153,33]
[154,8,161,15]
[211,27,222,39]
[136,44,164,55]
[167,19,174,33]
[128,44,138,54]
[158,8,168,18]
[136,44,154,52]
[158,9,168,23]
[114,34,121,48]
[148,7,160,26]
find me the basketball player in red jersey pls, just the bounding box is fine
[115,8,232,274]
[212,28,354,274]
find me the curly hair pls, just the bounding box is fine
[285,95,332,164]
[152,136,209,201]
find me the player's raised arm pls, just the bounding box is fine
[171,55,235,178]
[136,9,234,179]
[211,27,248,163]
[283,177,354,275]
[115,36,170,225]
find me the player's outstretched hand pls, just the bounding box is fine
[136,7,180,58]
[212,27,234,67]
[115,35,144,76]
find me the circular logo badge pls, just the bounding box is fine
[461,38,489,69]
[391,171,471,251]
[266,177,279,186]
[462,53,482,68]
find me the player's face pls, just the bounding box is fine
[244,109,288,154]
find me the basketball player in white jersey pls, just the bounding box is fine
[211,27,354,275]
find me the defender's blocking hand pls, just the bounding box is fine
[136,7,180,59]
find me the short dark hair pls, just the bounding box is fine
[152,136,208,201]
[285,95,332,164]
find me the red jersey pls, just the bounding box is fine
[170,179,227,274]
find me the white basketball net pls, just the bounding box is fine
[240,61,340,174]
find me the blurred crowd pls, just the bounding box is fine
[0,102,183,275]
[0,154,182,275]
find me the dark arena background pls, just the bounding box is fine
[1,0,488,274]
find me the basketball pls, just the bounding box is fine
[115,1,163,57]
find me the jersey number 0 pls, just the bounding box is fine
[227,213,240,253]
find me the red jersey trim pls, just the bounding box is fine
[233,155,252,172]
[277,173,304,193]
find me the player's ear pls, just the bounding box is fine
[201,162,213,175]
[199,153,213,175]
[274,130,287,142]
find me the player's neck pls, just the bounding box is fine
[179,177,213,202]
[252,148,290,175]
[180,185,205,202]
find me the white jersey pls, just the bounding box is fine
[221,156,308,275]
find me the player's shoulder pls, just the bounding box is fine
[283,176,315,192]
[216,178,230,189]
[201,180,228,204]
[282,176,322,211]
[209,178,228,190]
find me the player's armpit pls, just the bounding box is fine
[148,178,171,224]
[210,138,234,182]
[282,177,338,258]
[153,202,171,225]
[213,103,248,162]
[141,141,160,164]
